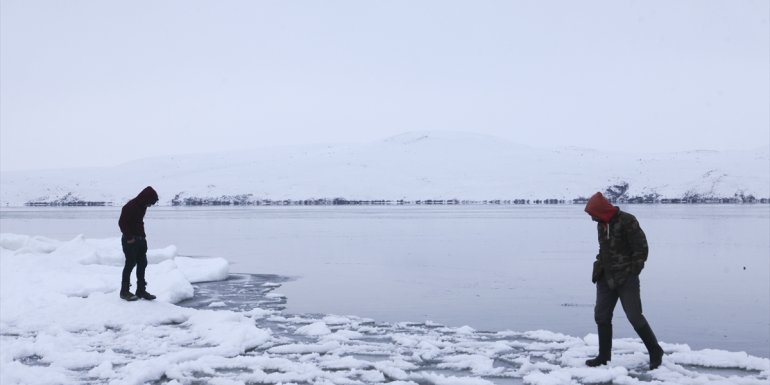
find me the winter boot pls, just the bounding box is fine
[119,282,138,301]
[586,323,612,367]
[135,280,156,300]
[635,323,664,370]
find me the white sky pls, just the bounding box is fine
[1,0,768,172]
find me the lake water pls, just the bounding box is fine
[1,205,767,358]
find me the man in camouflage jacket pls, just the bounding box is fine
[584,192,664,370]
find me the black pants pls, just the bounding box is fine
[121,237,148,286]
[594,274,649,329]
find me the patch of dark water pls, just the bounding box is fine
[679,364,763,377]
[17,354,49,367]
[177,273,291,313]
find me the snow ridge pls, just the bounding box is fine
[1,132,768,206]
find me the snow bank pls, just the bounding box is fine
[0,233,270,385]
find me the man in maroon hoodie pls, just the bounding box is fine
[584,192,664,370]
[118,186,159,301]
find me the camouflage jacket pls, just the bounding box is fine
[592,210,648,289]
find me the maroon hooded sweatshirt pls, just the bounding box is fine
[118,186,159,239]
[584,192,618,223]
[584,192,619,237]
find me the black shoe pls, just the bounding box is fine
[586,323,613,367]
[136,280,157,300]
[136,289,156,300]
[120,282,138,301]
[635,323,664,370]
[120,291,138,301]
[585,356,610,367]
[649,345,664,370]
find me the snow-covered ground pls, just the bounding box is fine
[1,131,768,206]
[1,233,768,385]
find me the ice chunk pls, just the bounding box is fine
[296,321,332,336]
[175,256,229,283]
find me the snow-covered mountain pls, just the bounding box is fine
[1,131,768,206]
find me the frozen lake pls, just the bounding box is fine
[1,205,767,358]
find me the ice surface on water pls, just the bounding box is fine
[180,275,769,385]
[2,205,767,357]
[1,234,768,385]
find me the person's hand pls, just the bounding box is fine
[127,237,135,244]
[591,260,602,283]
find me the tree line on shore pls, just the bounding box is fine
[21,182,769,207]
[22,196,769,207]
[167,196,767,206]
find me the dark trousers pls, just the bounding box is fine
[594,274,650,329]
[121,238,148,286]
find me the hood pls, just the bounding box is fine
[135,186,159,205]
[584,192,618,223]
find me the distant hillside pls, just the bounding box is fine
[1,132,768,207]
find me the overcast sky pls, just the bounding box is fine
[1,0,768,172]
